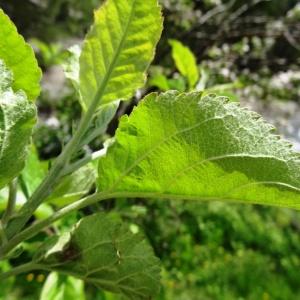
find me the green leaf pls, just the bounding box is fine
[35,213,161,299]
[20,145,47,198]
[0,60,36,190]
[79,101,119,147]
[79,0,163,110]
[148,74,170,91]
[46,164,96,207]
[98,91,300,210]
[0,9,41,100]
[40,272,86,300]
[0,186,53,220]
[169,39,199,89]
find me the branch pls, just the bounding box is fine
[1,178,18,225]
[0,262,43,281]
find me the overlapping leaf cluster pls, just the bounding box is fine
[1,0,300,299]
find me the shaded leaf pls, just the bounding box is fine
[98,91,300,209]
[46,164,96,207]
[36,213,161,299]
[20,145,47,198]
[79,0,163,110]
[63,45,81,92]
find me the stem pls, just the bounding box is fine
[61,148,107,177]
[5,87,107,239]
[0,192,111,258]
[2,178,18,225]
[4,4,134,238]
[0,191,221,259]
[0,221,7,245]
[0,262,43,280]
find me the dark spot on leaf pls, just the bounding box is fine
[59,242,81,262]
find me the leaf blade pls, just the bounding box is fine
[79,0,163,110]
[0,9,41,100]
[36,213,161,299]
[169,39,199,89]
[98,91,300,210]
[0,61,37,190]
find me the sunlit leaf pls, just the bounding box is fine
[98,91,300,209]
[0,9,41,100]
[20,145,47,198]
[79,0,163,110]
[169,39,199,89]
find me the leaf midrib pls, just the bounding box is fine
[107,112,295,192]
[84,0,138,109]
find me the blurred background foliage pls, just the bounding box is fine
[0,0,300,299]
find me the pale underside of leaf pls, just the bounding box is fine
[0,62,36,189]
[79,0,163,110]
[0,9,41,100]
[36,213,161,299]
[98,91,300,210]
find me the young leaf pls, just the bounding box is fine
[0,61,36,190]
[79,101,119,148]
[79,0,163,110]
[40,272,86,300]
[149,74,170,91]
[169,39,199,89]
[45,164,96,207]
[98,91,300,210]
[0,9,41,100]
[63,45,81,93]
[35,213,161,299]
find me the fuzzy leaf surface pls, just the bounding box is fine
[46,164,96,207]
[98,91,300,209]
[0,61,36,189]
[0,9,41,100]
[36,213,161,299]
[79,0,163,110]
